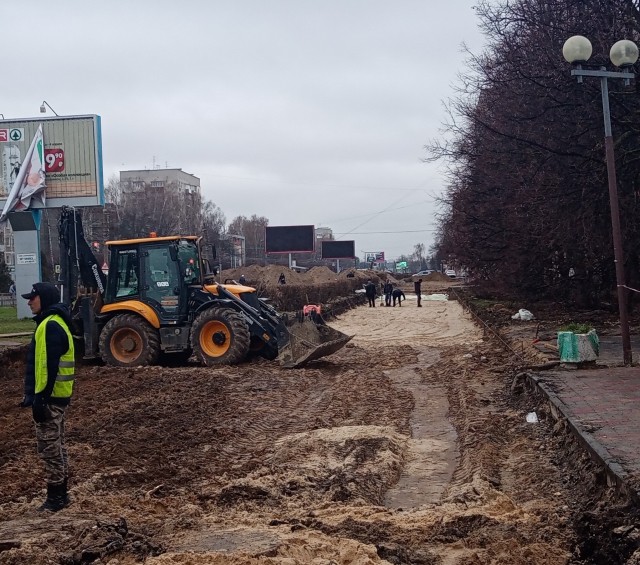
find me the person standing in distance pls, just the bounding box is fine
[383,279,393,307]
[20,282,75,512]
[414,278,423,307]
[364,279,377,307]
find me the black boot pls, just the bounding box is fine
[38,482,68,512]
[62,478,70,506]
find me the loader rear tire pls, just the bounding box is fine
[191,307,250,366]
[99,314,160,367]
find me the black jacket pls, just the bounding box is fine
[364,282,376,298]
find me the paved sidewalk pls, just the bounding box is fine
[529,336,640,498]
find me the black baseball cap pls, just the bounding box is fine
[21,282,59,301]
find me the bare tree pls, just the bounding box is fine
[427,0,640,306]
[413,243,426,269]
[228,214,269,264]
[202,199,226,240]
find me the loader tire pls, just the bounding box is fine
[191,307,250,366]
[99,314,160,367]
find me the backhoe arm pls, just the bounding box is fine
[58,206,106,306]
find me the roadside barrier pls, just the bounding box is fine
[0,293,16,307]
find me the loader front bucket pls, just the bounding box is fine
[277,316,352,368]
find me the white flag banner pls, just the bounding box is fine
[0,124,46,223]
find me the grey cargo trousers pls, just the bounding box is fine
[35,405,68,485]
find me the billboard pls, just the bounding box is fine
[0,115,104,210]
[265,225,315,253]
[364,251,385,263]
[321,240,355,259]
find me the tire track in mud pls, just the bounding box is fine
[440,351,507,493]
[383,347,458,509]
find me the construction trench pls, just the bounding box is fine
[0,274,638,564]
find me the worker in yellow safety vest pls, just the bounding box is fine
[20,282,75,512]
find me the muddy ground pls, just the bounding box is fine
[0,280,638,564]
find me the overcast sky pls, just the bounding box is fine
[3,1,487,261]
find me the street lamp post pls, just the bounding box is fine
[563,35,639,366]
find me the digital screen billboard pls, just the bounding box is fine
[321,240,355,259]
[265,225,315,253]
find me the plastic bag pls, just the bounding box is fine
[424,293,448,301]
[512,308,534,321]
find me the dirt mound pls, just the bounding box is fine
[221,264,305,287]
[423,272,452,282]
[220,266,388,290]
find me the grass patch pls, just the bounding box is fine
[0,307,34,335]
[558,322,594,334]
[470,298,500,309]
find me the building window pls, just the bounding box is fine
[151,180,165,188]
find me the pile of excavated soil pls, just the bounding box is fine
[220,265,390,292]
[423,271,453,282]
[219,265,447,291]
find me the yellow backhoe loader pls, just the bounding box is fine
[58,207,351,368]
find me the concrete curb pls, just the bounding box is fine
[525,372,639,503]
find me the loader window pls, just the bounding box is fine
[114,249,139,298]
[144,246,180,312]
[177,240,201,284]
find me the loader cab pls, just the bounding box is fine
[105,236,201,323]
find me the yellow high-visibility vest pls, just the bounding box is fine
[34,314,75,399]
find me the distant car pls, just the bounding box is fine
[445,269,456,278]
[414,270,434,276]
